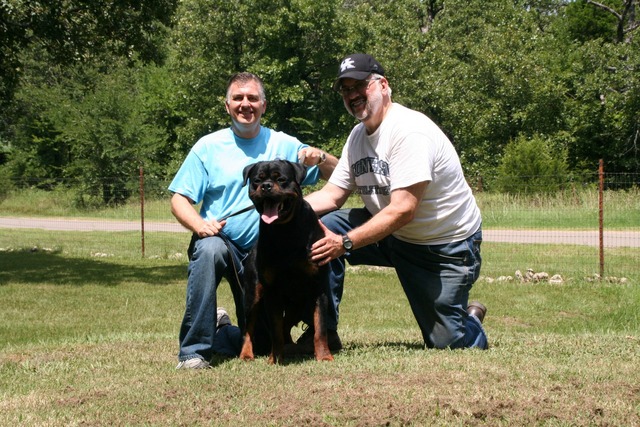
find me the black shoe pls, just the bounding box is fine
[467,301,487,323]
[284,327,343,355]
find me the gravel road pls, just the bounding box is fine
[1,216,638,248]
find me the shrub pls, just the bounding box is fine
[495,134,570,194]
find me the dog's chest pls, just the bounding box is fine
[258,250,318,282]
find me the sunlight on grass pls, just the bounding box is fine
[0,187,639,425]
[1,265,639,426]
[476,186,639,229]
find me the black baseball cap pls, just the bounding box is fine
[332,53,385,91]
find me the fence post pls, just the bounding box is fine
[140,166,145,258]
[598,159,604,278]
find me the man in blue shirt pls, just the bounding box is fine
[169,72,337,369]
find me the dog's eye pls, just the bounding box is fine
[277,177,287,184]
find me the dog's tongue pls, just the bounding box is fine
[261,202,280,224]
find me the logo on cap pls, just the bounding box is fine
[340,58,356,73]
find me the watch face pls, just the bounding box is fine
[343,236,353,250]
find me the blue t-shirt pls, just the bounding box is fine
[169,126,320,250]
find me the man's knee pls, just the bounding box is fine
[319,210,344,232]
[320,208,370,234]
[192,237,228,263]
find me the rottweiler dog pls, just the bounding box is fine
[239,159,333,364]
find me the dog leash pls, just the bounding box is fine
[185,204,255,259]
[185,204,256,330]
[218,204,255,221]
[217,204,256,331]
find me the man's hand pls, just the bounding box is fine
[310,221,346,266]
[196,219,227,238]
[298,148,325,166]
[171,193,229,237]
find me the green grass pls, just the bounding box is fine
[1,232,639,425]
[1,188,638,425]
[477,186,640,229]
[0,187,171,221]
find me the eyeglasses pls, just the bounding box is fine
[336,78,381,96]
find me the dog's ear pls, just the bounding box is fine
[288,161,308,185]
[242,163,258,187]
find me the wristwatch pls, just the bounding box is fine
[342,234,353,252]
[317,152,327,165]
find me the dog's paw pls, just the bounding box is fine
[239,352,255,361]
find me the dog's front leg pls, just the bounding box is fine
[313,295,334,362]
[240,283,264,361]
[269,315,285,365]
[266,296,285,364]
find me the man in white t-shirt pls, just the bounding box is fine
[299,54,488,351]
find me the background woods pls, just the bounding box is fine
[1,0,638,204]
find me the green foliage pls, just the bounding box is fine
[0,0,177,137]
[2,0,640,205]
[495,134,570,194]
[562,0,620,43]
[560,38,640,173]
[1,0,177,66]
[169,0,345,163]
[0,164,13,202]
[8,50,175,204]
[416,0,569,177]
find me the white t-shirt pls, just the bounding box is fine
[329,103,481,245]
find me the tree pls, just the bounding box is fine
[411,0,568,179]
[555,0,640,174]
[562,0,620,43]
[0,0,178,168]
[561,39,640,174]
[8,52,173,203]
[586,0,639,43]
[169,0,345,168]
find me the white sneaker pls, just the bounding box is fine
[176,358,211,369]
[217,307,231,329]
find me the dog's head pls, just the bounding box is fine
[242,160,307,225]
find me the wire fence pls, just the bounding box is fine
[1,165,638,282]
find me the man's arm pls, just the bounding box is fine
[305,182,352,216]
[309,181,428,265]
[171,192,227,238]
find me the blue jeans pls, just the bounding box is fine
[321,208,488,350]
[178,235,248,362]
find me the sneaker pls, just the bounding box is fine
[284,327,343,355]
[467,301,487,323]
[175,358,211,369]
[217,307,231,330]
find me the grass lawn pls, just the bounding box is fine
[1,239,639,425]
[1,187,638,425]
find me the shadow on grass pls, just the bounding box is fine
[0,250,186,287]
[208,342,429,367]
[209,354,329,367]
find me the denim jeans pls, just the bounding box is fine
[321,208,488,350]
[178,235,248,362]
